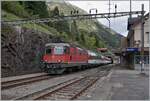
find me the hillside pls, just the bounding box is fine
[2,1,122,49]
[46,1,122,48]
[1,1,122,77]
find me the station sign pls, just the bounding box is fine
[126,48,139,52]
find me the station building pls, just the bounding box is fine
[120,13,149,69]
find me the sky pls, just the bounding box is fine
[67,0,149,37]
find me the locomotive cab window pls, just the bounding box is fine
[54,46,64,55]
[46,48,51,54]
[64,46,69,54]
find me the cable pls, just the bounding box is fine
[2,11,143,25]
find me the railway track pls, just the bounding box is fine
[1,66,99,90]
[14,65,112,100]
[1,74,52,90]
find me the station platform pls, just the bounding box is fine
[78,65,149,100]
[1,72,47,83]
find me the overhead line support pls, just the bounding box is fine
[2,11,143,25]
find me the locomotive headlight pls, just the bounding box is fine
[44,60,47,62]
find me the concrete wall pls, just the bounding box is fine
[121,37,127,48]
[144,18,150,47]
[133,18,149,47]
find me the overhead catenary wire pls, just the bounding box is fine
[2,11,143,25]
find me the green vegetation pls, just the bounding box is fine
[2,10,53,35]
[2,1,30,18]
[19,1,49,18]
[2,1,122,51]
[22,23,53,35]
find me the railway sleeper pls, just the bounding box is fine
[36,76,101,100]
[64,86,86,90]
[59,87,80,91]
[42,95,63,100]
[53,92,75,96]
[57,91,78,95]
[50,94,71,99]
[48,83,96,99]
[61,89,81,93]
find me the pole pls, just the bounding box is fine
[109,19,110,30]
[105,16,110,30]
[108,0,111,29]
[130,0,132,18]
[109,0,110,15]
[115,4,117,13]
[129,0,132,31]
[141,4,145,73]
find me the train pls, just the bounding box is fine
[41,43,112,74]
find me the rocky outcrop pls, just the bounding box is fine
[1,25,62,77]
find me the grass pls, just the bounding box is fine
[22,23,53,35]
[2,10,21,20]
[48,2,99,33]
[2,10,54,35]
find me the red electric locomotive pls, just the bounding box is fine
[42,43,89,74]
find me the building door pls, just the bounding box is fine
[134,55,149,71]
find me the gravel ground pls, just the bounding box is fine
[77,69,113,100]
[2,74,81,100]
[1,72,47,82]
[1,66,107,100]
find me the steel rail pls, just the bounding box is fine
[35,70,110,100]
[1,74,52,90]
[15,65,112,100]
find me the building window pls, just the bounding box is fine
[146,32,149,43]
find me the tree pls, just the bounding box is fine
[94,35,99,47]
[49,9,70,34]
[52,6,59,16]
[2,1,30,18]
[21,1,49,18]
[80,33,85,43]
